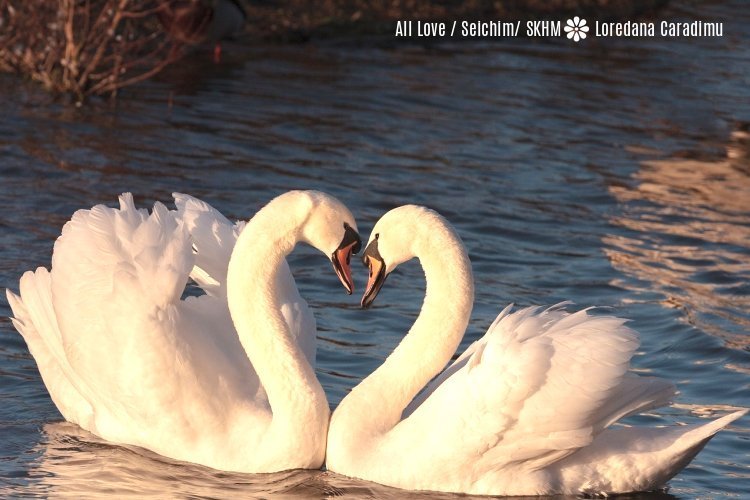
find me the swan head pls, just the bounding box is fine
[360,205,440,308]
[296,191,362,294]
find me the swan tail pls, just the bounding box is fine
[6,270,94,426]
[7,280,32,338]
[173,192,243,296]
[12,268,67,368]
[557,410,748,495]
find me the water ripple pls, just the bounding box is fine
[1,1,749,497]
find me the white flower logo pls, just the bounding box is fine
[564,17,589,42]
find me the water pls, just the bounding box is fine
[1,0,749,497]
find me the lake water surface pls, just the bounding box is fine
[1,1,748,497]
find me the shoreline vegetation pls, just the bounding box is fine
[0,0,668,100]
[0,1,185,100]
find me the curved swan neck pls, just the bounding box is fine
[226,196,326,422]
[339,213,474,435]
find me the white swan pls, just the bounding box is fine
[6,190,361,473]
[327,205,747,496]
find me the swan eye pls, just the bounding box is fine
[375,233,379,240]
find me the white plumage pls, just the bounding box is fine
[8,191,358,473]
[327,205,746,496]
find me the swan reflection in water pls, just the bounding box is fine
[21,422,657,500]
[21,422,322,498]
[605,124,750,353]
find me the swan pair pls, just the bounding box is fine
[7,191,745,496]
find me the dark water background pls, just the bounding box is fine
[1,0,749,497]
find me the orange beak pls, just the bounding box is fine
[361,253,386,309]
[332,241,358,294]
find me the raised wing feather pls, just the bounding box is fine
[6,272,94,427]
[173,193,245,297]
[45,194,214,434]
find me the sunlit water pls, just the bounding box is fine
[1,1,749,497]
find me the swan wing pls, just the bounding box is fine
[173,192,245,296]
[395,304,676,474]
[42,194,263,439]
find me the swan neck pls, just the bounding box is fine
[338,216,473,437]
[226,201,326,424]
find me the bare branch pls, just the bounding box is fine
[0,0,191,99]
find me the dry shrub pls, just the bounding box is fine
[0,1,187,99]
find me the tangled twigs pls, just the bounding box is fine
[0,1,187,99]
